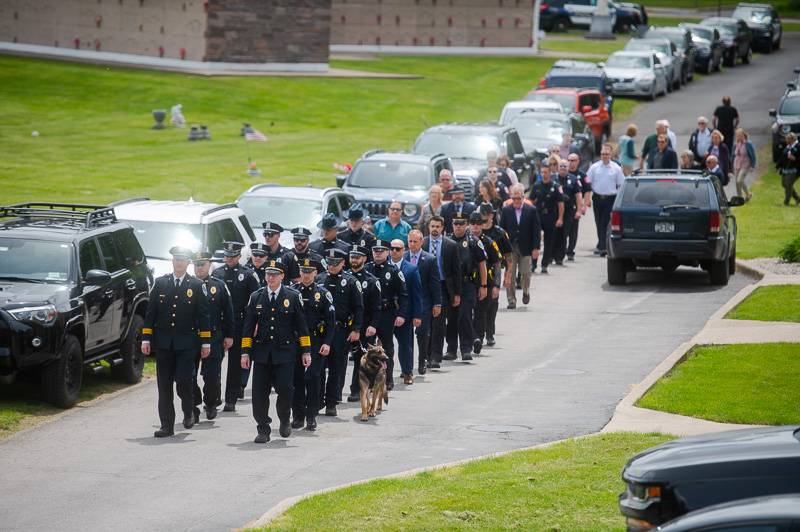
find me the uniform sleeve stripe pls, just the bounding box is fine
[299,336,311,347]
[241,338,253,348]
[141,328,153,335]
[199,331,211,338]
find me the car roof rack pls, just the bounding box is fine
[201,203,239,217]
[109,197,150,207]
[631,169,707,178]
[361,148,386,159]
[0,202,117,228]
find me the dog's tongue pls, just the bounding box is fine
[380,361,387,370]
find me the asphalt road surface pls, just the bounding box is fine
[1,35,796,531]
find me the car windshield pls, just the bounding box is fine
[649,32,684,49]
[732,7,771,23]
[689,26,713,41]
[548,75,604,92]
[704,20,736,36]
[627,41,670,55]
[621,180,710,208]
[122,220,203,259]
[237,196,322,230]
[414,133,501,161]
[525,92,576,111]
[510,117,568,143]
[779,96,800,115]
[501,105,561,123]
[0,238,72,282]
[348,161,431,190]
[607,55,651,68]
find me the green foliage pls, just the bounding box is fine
[779,234,800,263]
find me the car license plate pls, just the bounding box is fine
[655,222,675,233]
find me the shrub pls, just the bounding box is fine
[778,234,800,263]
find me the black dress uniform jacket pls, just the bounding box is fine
[315,271,365,331]
[241,286,311,364]
[309,237,350,257]
[292,282,336,346]
[451,233,487,285]
[282,249,325,281]
[202,276,235,339]
[348,268,382,333]
[338,228,376,261]
[143,274,211,350]
[366,261,408,318]
[211,264,260,319]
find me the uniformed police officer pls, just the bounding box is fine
[211,241,260,412]
[447,212,487,361]
[468,211,502,354]
[142,246,211,438]
[479,203,513,347]
[262,221,289,262]
[316,248,363,416]
[282,226,325,284]
[567,153,591,262]
[553,159,584,265]
[338,204,376,263]
[291,258,335,432]
[366,239,408,390]
[345,244,382,403]
[248,243,269,286]
[310,214,350,259]
[191,251,234,420]
[529,162,565,274]
[241,259,311,443]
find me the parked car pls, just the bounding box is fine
[619,426,800,531]
[340,150,453,225]
[604,51,669,100]
[770,88,800,162]
[0,203,151,407]
[561,0,618,29]
[611,1,647,32]
[509,111,595,170]
[113,199,256,277]
[526,87,613,152]
[643,26,696,83]
[236,186,355,248]
[679,23,724,73]
[700,16,753,66]
[732,2,782,52]
[624,38,682,91]
[658,495,800,531]
[412,123,531,186]
[539,0,572,32]
[538,65,615,117]
[499,100,564,125]
[606,170,745,286]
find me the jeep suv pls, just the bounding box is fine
[732,2,782,52]
[769,88,800,162]
[606,171,744,286]
[0,203,151,407]
[340,151,454,225]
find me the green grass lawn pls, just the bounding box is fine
[734,169,800,259]
[648,15,701,26]
[642,0,800,16]
[541,36,630,55]
[0,359,155,438]
[726,285,800,322]
[637,343,800,425]
[258,432,671,531]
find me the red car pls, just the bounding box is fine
[525,87,612,151]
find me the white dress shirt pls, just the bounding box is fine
[586,159,625,195]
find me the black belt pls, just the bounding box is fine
[380,301,397,310]
[594,193,616,199]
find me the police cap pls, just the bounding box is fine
[222,241,244,257]
[324,247,348,264]
[468,211,484,224]
[349,244,369,257]
[317,213,338,230]
[264,258,285,274]
[169,246,194,260]
[299,257,321,271]
[479,202,495,215]
[372,239,391,251]
[451,212,469,224]
[193,250,213,264]
[250,242,269,257]
[291,226,312,239]
[346,203,365,220]
[262,221,284,235]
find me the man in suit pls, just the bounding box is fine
[390,239,423,385]
[405,229,442,375]
[441,185,476,234]
[422,215,462,369]
[646,134,679,170]
[500,183,542,309]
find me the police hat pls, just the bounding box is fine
[193,250,213,263]
[298,257,321,271]
[372,239,391,251]
[317,213,338,230]
[479,202,495,215]
[468,211,484,224]
[324,247,348,263]
[250,242,269,256]
[349,244,369,257]
[291,226,312,239]
[264,258,285,274]
[262,221,284,235]
[169,246,194,260]
[346,203,365,220]
[450,184,465,194]
[451,212,469,224]
[222,241,244,257]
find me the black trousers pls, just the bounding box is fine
[415,307,433,370]
[292,347,323,422]
[430,282,452,363]
[593,194,616,251]
[224,321,245,405]
[473,291,489,344]
[553,209,576,263]
[192,337,224,410]
[374,312,397,384]
[320,328,349,407]
[567,216,580,258]
[447,282,476,355]
[251,359,294,436]
[156,348,195,430]
[539,214,557,268]
[782,170,800,204]
[486,291,500,340]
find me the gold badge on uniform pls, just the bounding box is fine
[303,258,310,267]
[210,286,217,295]
[314,292,321,301]
[462,240,468,248]
[283,299,290,308]
[187,288,193,297]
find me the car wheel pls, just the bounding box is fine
[708,259,730,286]
[41,334,83,408]
[774,36,781,50]
[607,258,627,285]
[742,47,752,64]
[764,35,773,54]
[111,314,145,384]
[554,17,569,32]
[649,83,657,101]
[728,245,737,275]
[724,52,735,67]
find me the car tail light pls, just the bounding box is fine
[540,2,549,11]
[538,78,546,88]
[611,210,621,232]
[709,211,720,233]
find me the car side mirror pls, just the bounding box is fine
[788,83,797,90]
[582,105,592,114]
[728,196,745,207]
[84,269,111,286]
[794,67,800,74]
[769,108,777,117]
[598,62,606,68]
[335,174,347,187]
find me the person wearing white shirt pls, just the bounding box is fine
[586,144,625,256]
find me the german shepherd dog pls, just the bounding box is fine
[358,344,389,422]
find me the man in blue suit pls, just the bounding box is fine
[441,185,476,235]
[404,229,442,375]
[390,238,423,385]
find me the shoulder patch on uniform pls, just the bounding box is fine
[397,270,405,282]
[325,291,333,303]
[238,273,244,281]
[476,239,485,250]
[355,280,363,292]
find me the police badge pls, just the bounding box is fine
[283,299,290,308]
[186,288,193,298]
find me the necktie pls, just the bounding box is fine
[432,239,443,278]
[411,254,418,266]
[175,277,180,289]
[270,292,276,305]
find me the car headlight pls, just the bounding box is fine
[403,204,419,217]
[628,482,662,502]
[782,124,792,134]
[9,304,58,325]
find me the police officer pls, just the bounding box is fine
[191,251,234,420]
[529,161,565,274]
[211,241,260,412]
[248,243,269,286]
[338,204,376,262]
[447,212,487,361]
[553,159,584,265]
[291,258,335,432]
[345,244,382,403]
[241,259,311,443]
[262,221,289,262]
[310,213,350,258]
[282,226,325,284]
[316,248,363,416]
[479,203,513,347]
[142,246,211,438]
[366,239,408,389]
[468,211,502,354]
[567,153,591,262]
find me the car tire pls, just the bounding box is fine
[724,52,735,68]
[649,83,657,101]
[41,334,83,408]
[728,245,737,276]
[607,258,627,285]
[764,35,773,54]
[742,47,752,64]
[708,259,730,286]
[111,314,145,384]
[774,36,781,50]
[554,17,569,32]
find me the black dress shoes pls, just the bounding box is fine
[154,427,174,438]
[507,302,516,309]
[427,361,441,369]
[183,414,195,430]
[223,402,235,412]
[325,405,337,417]
[347,394,360,403]
[418,364,427,375]
[386,381,395,391]
[443,352,457,361]
[522,293,530,305]
[291,418,305,429]
[473,339,482,354]
[254,433,270,444]
[486,335,496,347]
[279,420,292,438]
[206,407,217,420]
[238,385,245,399]
[193,407,201,425]
[461,353,473,361]
[306,418,317,431]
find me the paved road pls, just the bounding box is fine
[1,35,796,532]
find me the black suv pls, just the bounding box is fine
[700,16,753,67]
[770,87,800,162]
[732,2,782,52]
[339,151,454,225]
[0,203,151,407]
[606,171,744,286]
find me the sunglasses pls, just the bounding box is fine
[390,246,403,251]
[389,208,401,212]
[452,221,467,225]
[252,253,267,258]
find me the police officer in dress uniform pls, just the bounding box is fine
[447,212,487,361]
[241,259,311,443]
[142,246,211,438]
[479,203,513,347]
[316,248,363,416]
[248,243,269,286]
[345,244,382,403]
[529,165,565,274]
[211,241,260,412]
[468,211,502,355]
[366,239,408,390]
[310,214,350,259]
[338,204,376,263]
[191,251,234,420]
[262,222,288,262]
[553,160,584,265]
[567,153,591,261]
[282,226,325,284]
[291,258,335,432]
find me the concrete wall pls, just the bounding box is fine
[330,0,534,47]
